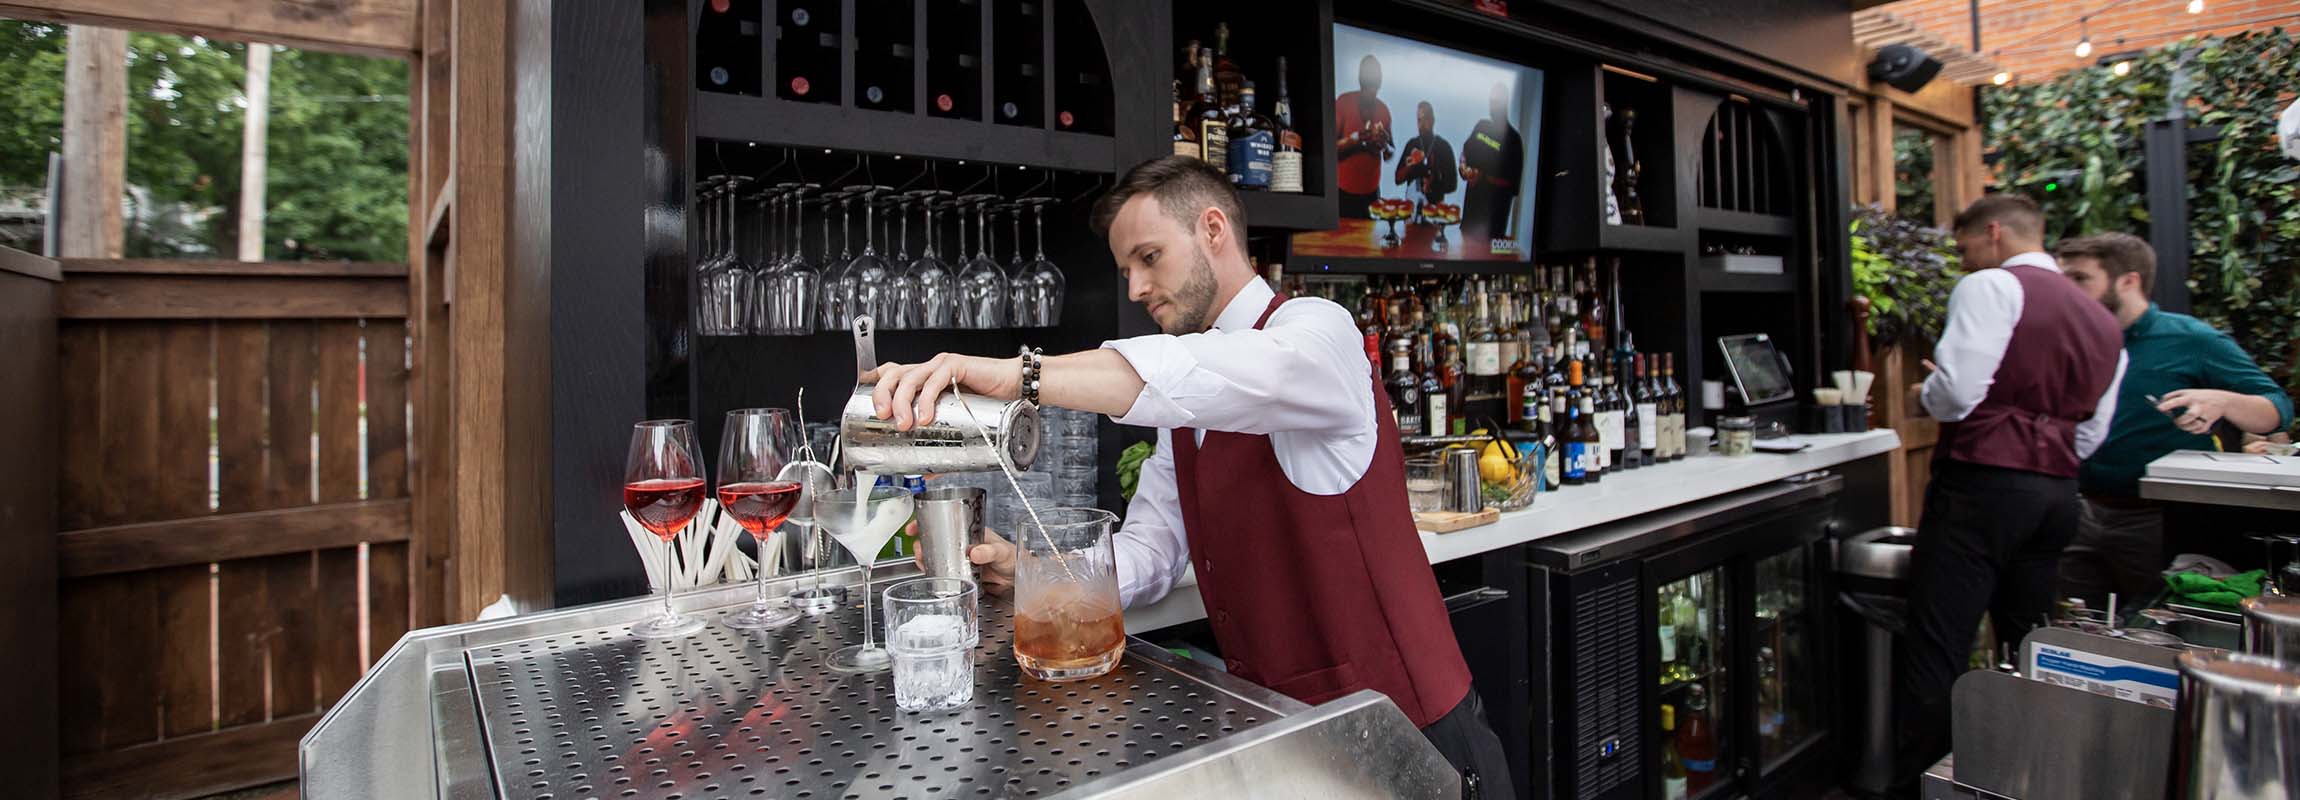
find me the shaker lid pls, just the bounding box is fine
[2177,650,2300,697]
[2242,594,2300,626]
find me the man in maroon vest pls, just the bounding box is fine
[866,156,1510,796]
[1892,194,2126,791]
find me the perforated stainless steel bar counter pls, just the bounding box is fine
[303,565,1458,799]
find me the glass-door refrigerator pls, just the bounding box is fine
[1526,475,1841,800]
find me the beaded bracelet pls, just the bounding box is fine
[1017,346,1044,405]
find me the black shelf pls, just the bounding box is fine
[1293,255,1535,276]
[1595,222,1689,253]
[695,91,1117,173]
[1694,208,1794,237]
[1697,268,1793,294]
[1239,190,1333,231]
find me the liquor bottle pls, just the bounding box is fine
[1613,108,1646,224]
[1388,338,1425,437]
[1663,352,1686,460]
[1680,684,1720,792]
[1590,353,1617,475]
[1183,49,1227,166]
[1757,645,1784,746]
[1635,353,1660,466]
[1576,371,1603,483]
[1496,293,1522,402]
[1560,359,1589,486]
[1177,39,1200,89]
[1419,333,1448,440]
[1508,311,1539,427]
[1225,82,1276,190]
[1660,704,1690,800]
[1545,389,1568,489]
[1657,581,1683,680]
[1171,81,1193,158]
[1271,57,1304,193]
[1212,22,1244,107]
[1464,284,1506,428]
[1621,356,1643,470]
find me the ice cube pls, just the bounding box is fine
[892,614,969,652]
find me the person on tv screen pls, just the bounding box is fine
[1394,101,1458,213]
[1459,82,1524,247]
[1334,55,1393,219]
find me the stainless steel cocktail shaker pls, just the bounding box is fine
[839,315,1040,474]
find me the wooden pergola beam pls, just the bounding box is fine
[0,0,420,58]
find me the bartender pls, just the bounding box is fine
[866,155,1514,797]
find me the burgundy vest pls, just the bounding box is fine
[1935,264,2123,478]
[1171,294,1472,728]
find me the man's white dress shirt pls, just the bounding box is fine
[1919,251,2127,459]
[1098,279,1378,609]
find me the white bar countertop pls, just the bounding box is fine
[1123,429,1902,634]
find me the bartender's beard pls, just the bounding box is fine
[1161,246,1222,334]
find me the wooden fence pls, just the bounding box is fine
[52,260,412,799]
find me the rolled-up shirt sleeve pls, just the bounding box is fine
[1101,300,1373,436]
[1922,269,2022,422]
[1113,429,1191,609]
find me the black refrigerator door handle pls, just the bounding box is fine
[1444,586,1511,612]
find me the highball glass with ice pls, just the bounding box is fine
[882,577,979,712]
[1013,507,1125,681]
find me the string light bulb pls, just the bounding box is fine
[1993,71,2013,85]
[2112,60,2132,76]
[2187,0,2204,14]
[2075,18,2094,58]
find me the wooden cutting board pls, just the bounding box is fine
[1414,507,1500,533]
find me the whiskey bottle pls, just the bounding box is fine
[1388,338,1425,437]
[1271,57,1304,193]
[1182,49,1227,166]
[1614,108,1647,224]
[1225,82,1276,190]
[1212,22,1244,107]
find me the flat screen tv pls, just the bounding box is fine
[1292,25,1545,263]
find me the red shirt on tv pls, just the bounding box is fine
[1335,91,1391,196]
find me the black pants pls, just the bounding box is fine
[1890,461,2078,793]
[1421,689,1517,799]
[1340,190,1377,220]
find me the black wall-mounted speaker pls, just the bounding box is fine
[1867,43,1942,93]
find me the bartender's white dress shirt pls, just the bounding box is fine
[1098,279,1378,609]
[1920,251,2126,459]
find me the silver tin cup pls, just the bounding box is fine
[1445,449,1484,513]
[915,486,987,580]
[2168,650,2300,799]
[2239,594,2300,663]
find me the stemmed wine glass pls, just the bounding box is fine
[624,420,710,639]
[781,184,822,335]
[818,188,857,331]
[839,186,898,330]
[717,408,805,630]
[885,192,920,330]
[720,176,757,334]
[1013,198,1065,327]
[908,191,957,329]
[816,485,917,672]
[956,194,1008,329]
[694,179,729,335]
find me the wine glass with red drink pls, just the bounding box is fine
[717,408,804,630]
[624,419,710,638]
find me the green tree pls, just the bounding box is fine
[0,20,406,261]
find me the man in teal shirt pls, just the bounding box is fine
[2056,233,2294,605]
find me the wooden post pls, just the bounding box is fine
[238,43,272,262]
[1866,94,1897,215]
[60,25,126,259]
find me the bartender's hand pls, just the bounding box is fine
[969,528,1018,595]
[866,353,1023,431]
[2158,389,2236,434]
[1460,164,1481,183]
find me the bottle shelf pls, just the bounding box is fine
[696,91,1114,173]
[1693,208,1794,238]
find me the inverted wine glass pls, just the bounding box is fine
[719,176,757,335]
[623,419,710,639]
[717,408,804,630]
[818,188,857,332]
[693,180,730,335]
[1013,198,1065,327]
[816,485,917,672]
[838,186,898,331]
[884,192,920,330]
[955,194,1008,329]
[908,191,957,329]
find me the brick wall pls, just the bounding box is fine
[1875,0,2300,82]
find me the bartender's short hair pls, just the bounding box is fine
[1951,193,2044,240]
[1091,155,1246,238]
[2057,232,2156,295]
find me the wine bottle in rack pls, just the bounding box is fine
[696,0,762,95]
[775,1,840,104]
